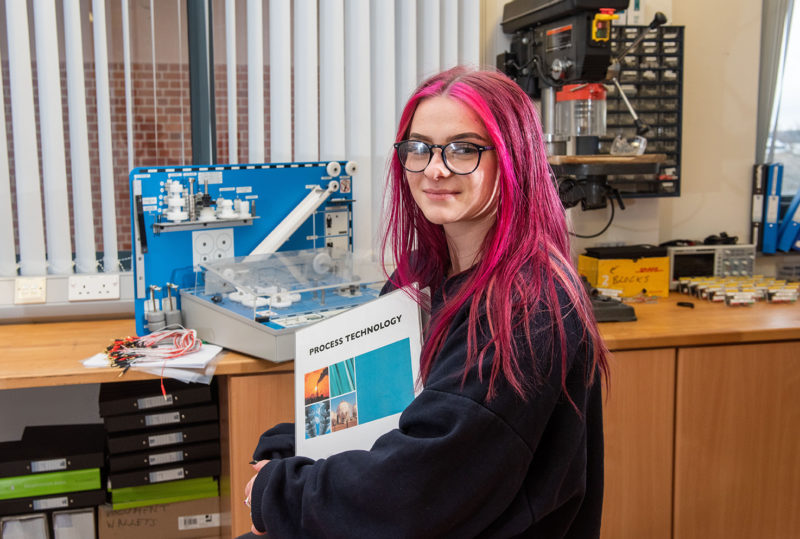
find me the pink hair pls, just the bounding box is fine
[381,66,608,402]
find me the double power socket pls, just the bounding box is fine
[13,274,121,304]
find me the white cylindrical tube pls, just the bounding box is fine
[92,0,119,273]
[64,0,97,274]
[396,0,417,124]
[250,183,338,256]
[458,0,480,66]
[34,0,73,275]
[5,0,46,276]
[247,0,265,163]
[270,0,292,162]
[346,0,372,255]
[225,0,238,164]
[417,0,440,80]
[122,0,134,173]
[371,1,396,257]
[293,0,318,162]
[0,51,15,277]
[441,0,459,69]
[319,0,345,160]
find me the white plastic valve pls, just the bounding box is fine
[345,161,358,175]
[217,198,237,219]
[326,161,342,177]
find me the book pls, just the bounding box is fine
[762,162,783,253]
[0,489,105,517]
[108,441,219,473]
[777,185,800,251]
[107,423,219,455]
[0,425,105,478]
[103,404,218,434]
[99,380,213,417]
[109,477,219,510]
[293,287,423,460]
[751,164,766,248]
[0,469,101,501]
[108,459,220,489]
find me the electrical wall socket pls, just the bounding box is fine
[14,277,47,304]
[68,274,121,301]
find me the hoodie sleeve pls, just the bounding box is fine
[252,422,296,461]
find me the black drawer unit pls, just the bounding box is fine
[602,25,684,198]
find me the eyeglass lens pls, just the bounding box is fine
[398,141,484,175]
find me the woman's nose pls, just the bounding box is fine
[425,148,451,180]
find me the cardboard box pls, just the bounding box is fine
[578,245,670,298]
[0,513,49,539]
[97,497,220,539]
[52,508,95,539]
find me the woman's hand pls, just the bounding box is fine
[245,459,270,535]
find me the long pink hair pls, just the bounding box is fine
[381,66,608,402]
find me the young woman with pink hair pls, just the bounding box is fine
[241,66,609,538]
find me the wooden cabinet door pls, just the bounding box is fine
[219,372,294,538]
[601,348,676,539]
[674,341,800,538]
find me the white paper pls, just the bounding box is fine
[82,344,222,378]
[294,287,422,460]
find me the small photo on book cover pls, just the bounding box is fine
[304,368,330,406]
[330,392,358,433]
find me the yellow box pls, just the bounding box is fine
[579,253,670,297]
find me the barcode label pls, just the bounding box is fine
[148,432,183,447]
[31,458,67,473]
[145,411,181,427]
[148,450,184,466]
[33,496,69,510]
[149,467,184,483]
[137,394,174,409]
[178,512,221,530]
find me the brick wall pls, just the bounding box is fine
[2,61,269,267]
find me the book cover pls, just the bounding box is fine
[107,422,219,455]
[99,380,213,417]
[0,489,105,517]
[0,469,101,501]
[108,459,220,490]
[0,425,105,478]
[777,185,800,251]
[762,162,783,253]
[108,441,220,473]
[109,477,219,510]
[293,287,423,460]
[103,404,218,434]
[751,163,766,248]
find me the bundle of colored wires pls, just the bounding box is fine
[105,326,203,395]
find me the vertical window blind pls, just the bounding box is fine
[0,0,481,299]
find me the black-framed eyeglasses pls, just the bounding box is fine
[393,140,495,175]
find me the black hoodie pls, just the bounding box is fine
[248,273,604,538]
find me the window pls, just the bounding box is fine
[769,4,800,196]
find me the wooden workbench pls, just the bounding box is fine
[1,294,799,538]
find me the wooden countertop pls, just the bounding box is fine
[0,318,290,390]
[1,294,798,389]
[599,293,800,350]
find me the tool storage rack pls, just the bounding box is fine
[602,25,685,198]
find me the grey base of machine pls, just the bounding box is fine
[179,291,296,361]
